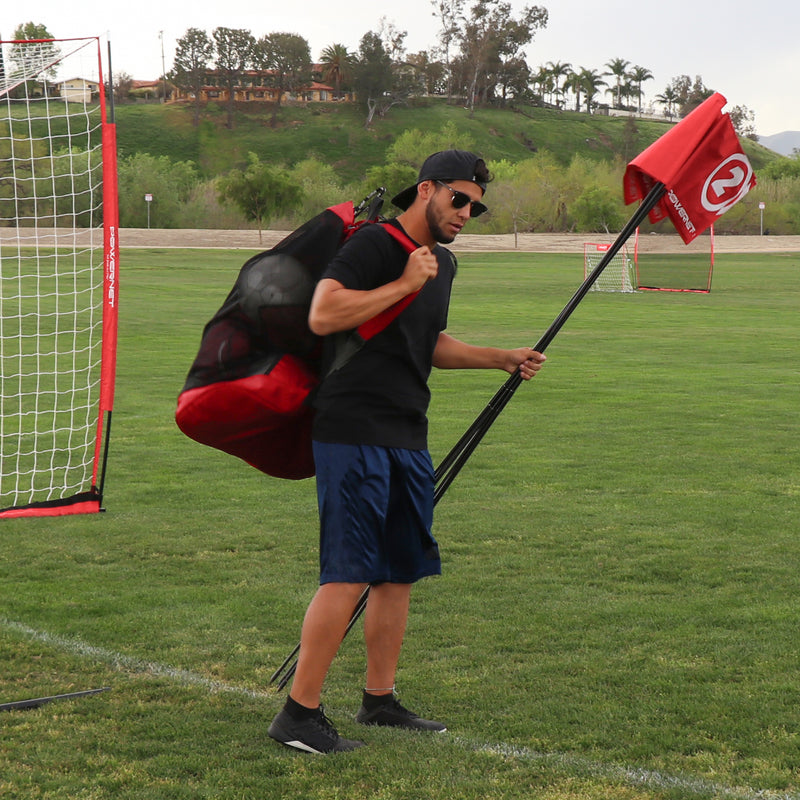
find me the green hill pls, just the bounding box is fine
[113,98,776,181]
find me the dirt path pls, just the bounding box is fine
[116,228,800,255]
[4,227,799,254]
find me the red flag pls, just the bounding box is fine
[624,93,756,244]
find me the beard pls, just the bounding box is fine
[425,202,455,244]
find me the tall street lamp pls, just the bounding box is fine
[159,30,167,103]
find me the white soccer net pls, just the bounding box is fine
[0,37,118,517]
[584,242,636,292]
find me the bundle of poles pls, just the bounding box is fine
[270,182,666,691]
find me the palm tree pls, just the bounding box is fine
[629,65,654,112]
[545,60,571,109]
[532,65,554,106]
[320,43,354,100]
[620,81,639,109]
[563,69,583,112]
[604,57,630,108]
[655,85,679,119]
[578,68,607,114]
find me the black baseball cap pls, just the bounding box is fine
[391,149,488,211]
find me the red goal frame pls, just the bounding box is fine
[0,37,119,518]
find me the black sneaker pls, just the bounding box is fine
[355,694,447,732]
[268,704,365,754]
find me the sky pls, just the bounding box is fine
[7,0,798,136]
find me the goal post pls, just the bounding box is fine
[633,226,715,293]
[0,36,119,518]
[583,242,636,292]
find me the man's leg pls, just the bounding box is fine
[356,581,446,732]
[363,581,412,695]
[289,581,367,709]
[269,581,368,753]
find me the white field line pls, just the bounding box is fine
[456,738,799,800]
[3,617,799,800]
[2,618,272,702]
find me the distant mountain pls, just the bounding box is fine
[758,131,800,156]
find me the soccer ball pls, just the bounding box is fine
[237,253,317,354]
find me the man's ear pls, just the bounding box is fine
[416,180,437,202]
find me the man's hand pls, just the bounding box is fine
[400,246,439,293]
[505,348,546,380]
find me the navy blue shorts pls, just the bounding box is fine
[312,441,441,584]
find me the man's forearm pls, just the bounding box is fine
[308,278,412,336]
[432,333,506,370]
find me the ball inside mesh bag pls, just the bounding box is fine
[238,254,317,354]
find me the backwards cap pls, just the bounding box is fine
[391,149,488,211]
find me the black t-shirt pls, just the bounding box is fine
[311,220,456,449]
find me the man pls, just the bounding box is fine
[268,150,546,754]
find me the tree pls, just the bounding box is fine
[172,28,215,126]
[289,157,348,221]
[456,0,548,113]
[684,75,715,115]
[563,69,582,112]
[212,27,255,129]
[113,71,133,104]
[577,68,607,114]
[386,121,475,170]
[10,22,59,94]
[217,153,302,242]
[364,162,418,202]
[531,65,553,106]
[545,60,571,109]
[116,153,199,229]
[572,185,625,232]
[319,43,355,100]
[729,104,758,141]
[406,50,446,96]
[666,74,714,117]
[497,57,531,104]
[0,120,49,225]
[486,152,567,233]
[376,17,408,61]
[353,31,396,127]
[604,57,630,108]
[629,65,653,112]
[621,115,639,161]
[619,80,638,109]
[488,159,537,244]
[52,145,102,226]
[761,152,800,180]
[655,85,679,119]
[494,4,548,103]
[430,0,466,99]
[255,32,311,127]
[11,21,57,54]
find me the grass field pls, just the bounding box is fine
[1,246,799,799]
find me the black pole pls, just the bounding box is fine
[271,182,666,688]
[106,40,115,123]
[432,181,666,502]
[269,641,301,686]
[0,687,110,712]
[271,587,370,690]
[97,410,112,509]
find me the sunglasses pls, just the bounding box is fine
[434,180,488,218]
